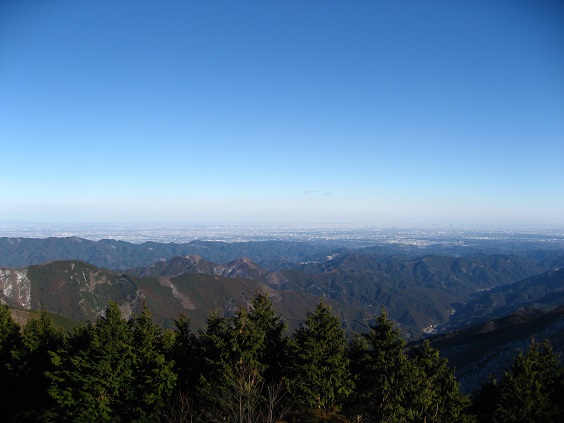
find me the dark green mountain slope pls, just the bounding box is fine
[0,260,352,332]
[298,253,546,290]
[7,261,142,322]
[132,252,552,338]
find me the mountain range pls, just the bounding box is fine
[2,235,564,393]
[2,235,563,271]
[1,236,563,339]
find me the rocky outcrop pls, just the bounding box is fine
[0,268,31,309]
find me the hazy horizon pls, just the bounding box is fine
[2,220,563,244]
[2,1,563,226]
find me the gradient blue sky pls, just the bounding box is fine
[1,1,563,226]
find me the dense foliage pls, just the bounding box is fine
[472,339,564,422]
[0,297,562,422]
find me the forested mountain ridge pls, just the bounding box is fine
[133,254,275,282]
[130,251,557,337]
[1,255,563,339]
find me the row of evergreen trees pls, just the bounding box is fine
[1,293,563,422]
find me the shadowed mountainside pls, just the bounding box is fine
[415,305,564,393]
[445,267,564,330]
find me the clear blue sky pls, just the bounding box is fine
[1,1,563,226]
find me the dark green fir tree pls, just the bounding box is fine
[492,339,564,423]
[287,300,353,412]
[128,302,177,421]
[0,305,23,420]
[17,311,65,422]
[48,301,136,421]
[410,339,473,423]
[171,313,200,397]
[347,309,415,422]
[195,311,236,408]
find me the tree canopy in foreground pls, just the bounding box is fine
[0,297,562,422]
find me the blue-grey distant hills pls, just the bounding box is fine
[2,235,563,271]
[0,237,324,269]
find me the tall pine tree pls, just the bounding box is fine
[287,300,353,412]
[171,313,200,398]
[247,292,288,385]
[17,311,65,421]
[196,311,236,408]
[48,301,136,421]
[491,339,564,423]
[0,305,23,420]
[409,340,473,423]
[128,302,177,421]
[346,309,415,422]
